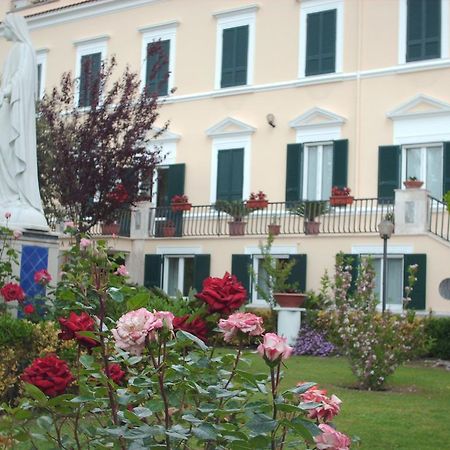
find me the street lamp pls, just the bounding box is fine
[378,219,395,313]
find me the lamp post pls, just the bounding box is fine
[378,219,395,313]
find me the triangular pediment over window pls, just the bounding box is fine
[289,107,346,129]
[206,117,256,138]
[387,94,450,120]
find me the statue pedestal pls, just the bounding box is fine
[273,307,306,346]
[0,205,49,232]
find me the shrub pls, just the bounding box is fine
[425,316,450,360]
[293,326,336,356]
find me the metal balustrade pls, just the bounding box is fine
[428,196,450,242]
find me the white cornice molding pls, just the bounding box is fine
[138,20,179,34]
[213,4,259,19]
[289,107,346,129]
[206,117,256,138]
[387,94,450,120]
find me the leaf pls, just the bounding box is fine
[192,423,217,441]
[79,354,95,369]
[285,382,316,395]
[108,287,124,303]
[181,413,202,425]
[132,407,152,419]
[124,410,144,425]
[127,292,150,310]
[23,383,47,405]
[176,329,209,351]
[76,330,100,343]
[127,356,142,365]
[247,413,278,434]
[37,415,53,430]
[276,403,302,414]
[285,417,321,442]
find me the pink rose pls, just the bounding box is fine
[112,308,163,355]
[219,312,264,342]
[314,424,351,450]
[4,212,11,219]
[115,265,129,276]
[64,221,75,230]
[257,333,293,363]
[299,385,342,422]
[34,269,52,286]
[13,230,22,239]
[154,310,174,331]
[80,238,92,248]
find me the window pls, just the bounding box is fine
[303,143,333,200]
[36,49,47,100]
[403,144,443,198]
[214,5,257,89]
[74,37,108,108]
[372,256,404,311]
[216,148,244,201]
[305,9,336,76]
[252,255,289,305]
[140,22,177,97]
[163,256,194,297]
[406,0,441,62]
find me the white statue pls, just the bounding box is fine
[0,13,48,231]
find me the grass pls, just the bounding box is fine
[242,353,450,450]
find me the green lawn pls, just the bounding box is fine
[242,353,450,450]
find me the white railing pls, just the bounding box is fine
[11,0,55,10]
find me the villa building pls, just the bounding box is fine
[1,0,450,314]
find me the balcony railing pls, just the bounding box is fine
[148,198,393,238]
[428,196,450,242]
[11,0,55,10]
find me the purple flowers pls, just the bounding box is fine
[293,326,336,357]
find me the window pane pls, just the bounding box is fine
[183,258,194,296]
[426,146,442,198]
[306,146,318,200]
[322,144,333,199]
[167,258,179,296]
[256,260,270,301]
[406,148,421,180]
[387,259,403,306]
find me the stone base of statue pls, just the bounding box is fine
[0,205,49,231]
[273,307,306,346]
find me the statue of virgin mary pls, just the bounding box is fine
[0,13,48,231]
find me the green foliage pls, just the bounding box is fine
[214,200,250,221]
[0,315,35,349]
[424,316,450,360]
[289,200,329,221]
[443,190,450,212]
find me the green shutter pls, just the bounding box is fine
[193,255,210,292]
[221,25,248,88]
[306,9,336,76]
[407,0,440,62]
[443,142,450,197]
[144,254,162,289]
[146,39,170,96]
[78,52,101,107]
[332,139,348,188]
[342,253,360,295]
[403,254,426,310]
[287,254,307,292]
[217,149,244,201]
[378,145,401,202]
[285,143,303,204]
[231,254,252,298]
[167,164,185,237]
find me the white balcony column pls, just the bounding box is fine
[394,188,429,234]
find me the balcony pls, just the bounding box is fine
[10,0,57,11]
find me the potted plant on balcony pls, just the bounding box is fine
[403,176,424,189]
[103,183,129,235]
[329,186,354,207]
[102,220,120,235]
[246,190,269,210]
[289,200,328,235]
[171,194,192,212]
[214,200,250,236]
[250,234,307,308]
[162,220,176,237]
[268,215,281,236]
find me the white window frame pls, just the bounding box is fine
[398,0,449,65]
[139,21,178,96]
[213,5,258,90]
[401,143,443,197]
[302,141,333,200]
[74,36,108,108]
[36,49,48,100]
[210,134,251,203]
[298,0,344,79]
[163,255,194,297]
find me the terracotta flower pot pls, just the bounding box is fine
[403,180,424,189]
[246,199,268,209]
[329,195,354,207]
[171,202,192,212]
[228,221,246,236]
[304,220,320,235]
[268,224,281,236]
[102,223,120,235]
[273,292,307,308]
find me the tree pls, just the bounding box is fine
[37,51,169,234]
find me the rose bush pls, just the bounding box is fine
[34,269,52,286]
[58,311,100,349]
[0,282,25,302]
[173,314,209,342]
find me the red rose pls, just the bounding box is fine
[58,312,99,349]
[21,355,74,397]
[34,269,52,286]
[173,314,209,343]
[24,304,35,315]
[0,282,25,302]
[195,272,247,315]
[105,363,126,385]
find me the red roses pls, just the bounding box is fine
[34,269,52,286]
[58,312,99,349]
[21,355,74,397]
[105,363,126,385]
[196,272,247,315]
[0,282,25,302]
[173,315,209,343]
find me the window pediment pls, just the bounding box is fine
[387,94,450,120]
[206,117,256,138]
[289,107,346,129]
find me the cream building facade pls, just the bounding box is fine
[2,0,450,314]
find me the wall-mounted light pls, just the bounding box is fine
[266,113,276,128]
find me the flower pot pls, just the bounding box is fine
[102,223,120,235]
[246,199,268,209]
[228,221,246,236]
[268,224,281,236]
[403,180,424,189]
[162,226,176,237]
[304,220,320,235]
[329,195,354,207]
[171,202,192,212]
[273,292,307,308]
